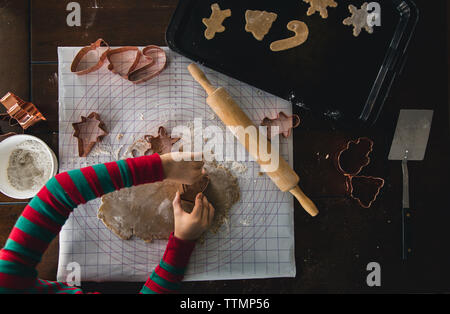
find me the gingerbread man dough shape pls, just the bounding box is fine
[270,20,309,52]
[343,3,374,37]
[202,3,232,40]
[245,10,278,41]
[303,0,338,19]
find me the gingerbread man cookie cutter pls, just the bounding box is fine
[202,3,232,40]
[270,20,309,52]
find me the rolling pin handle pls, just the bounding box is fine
[188,63,217,96]
[290,186,319,217]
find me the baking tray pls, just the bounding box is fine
[166,0,418,126]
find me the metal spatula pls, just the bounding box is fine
[388,109,434,260]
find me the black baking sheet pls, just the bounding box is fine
[166,0,417,125]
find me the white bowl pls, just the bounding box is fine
[0,135,58,199]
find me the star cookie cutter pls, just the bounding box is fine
[336,137,385,208]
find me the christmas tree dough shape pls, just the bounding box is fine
[245,10,278,41]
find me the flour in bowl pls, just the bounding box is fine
[7,140,52,192]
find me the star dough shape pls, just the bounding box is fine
[261,112,301,138]
[343,3,374,37]
[303,0,338,19]
[144,126,181,155]
[72,112,108,157]
[202,3,232,40]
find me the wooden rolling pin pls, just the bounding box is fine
[188,63,318,217]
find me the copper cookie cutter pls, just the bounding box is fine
[179,175,210,211]
[0,92,46,130]
[71,39,167,84]
[72,112,108,157]
[336,137,385,208]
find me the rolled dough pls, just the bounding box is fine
[98,161,240,242]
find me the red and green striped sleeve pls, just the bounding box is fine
[140,232,195,294]
[0,153,168,294]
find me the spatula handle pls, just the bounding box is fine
[402,159,412,260]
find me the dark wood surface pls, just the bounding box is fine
[0,0,449,293]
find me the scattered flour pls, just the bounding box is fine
[7,140,52,192]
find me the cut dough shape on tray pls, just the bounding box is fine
[303,0,338,19]
[202,3,232,40]
[343,2,374,37]
[270,20,309,52]
[245,10,278,41]
[98,161,240,242]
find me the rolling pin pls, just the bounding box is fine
[188,63,319,217]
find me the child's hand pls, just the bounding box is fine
[172,191,215,241]
[161,152,205,185]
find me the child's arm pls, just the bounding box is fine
[140,192,215,294]
[0,153,204,294]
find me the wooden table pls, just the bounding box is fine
[0,0,449,293]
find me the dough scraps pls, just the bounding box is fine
[303,0,338,19]
[261,112,301,139]
[72,112,108,157]
[202,3,232,40]
[270,20,309,52]
[98,161,240,242]
[343,3,374,37]
[245,10,278,41]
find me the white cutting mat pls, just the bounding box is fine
[56,47,296,282]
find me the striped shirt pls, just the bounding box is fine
[0,153,195,294]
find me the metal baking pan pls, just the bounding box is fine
[166,0,418,126]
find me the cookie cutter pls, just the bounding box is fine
[128,45,167,84]
[0,92,46,130]
[336,137,385,208]
[143,126,181,155]
[180,175,210,204]
[105,46,142,78]
[72,112,108,157]
[71,38,110,75]
[70,39,167,84]
[261,111,300,138]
